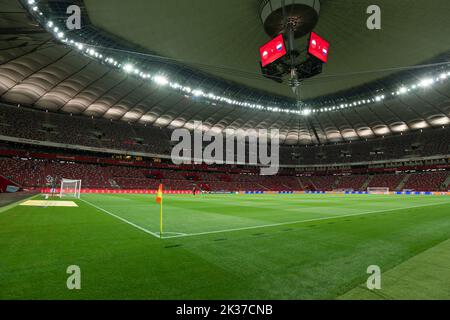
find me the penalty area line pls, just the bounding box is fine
[162,201,450,239]
[80,199,162,239]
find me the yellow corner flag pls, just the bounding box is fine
[156,184,163,237]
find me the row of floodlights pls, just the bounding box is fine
[27,0,450,117]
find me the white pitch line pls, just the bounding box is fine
[80,199,161,239]
[162,201,450,239]
[162,232,188,236]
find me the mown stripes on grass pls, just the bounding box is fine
[1,193,449,299]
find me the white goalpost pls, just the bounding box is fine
[367,187,390,195]
[60,178,82,199]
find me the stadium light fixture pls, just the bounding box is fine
[419,78,434,87]
[153,75,169,86]
[123,64,134,73]
[192,90,204,97]
[398,87,407,94]
[302,109,311,116]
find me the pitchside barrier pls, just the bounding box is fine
[41,188,301,195]
[395,191,449,196]
[306,190,449,196]
[41,188,192,195]
[40,188,449,196]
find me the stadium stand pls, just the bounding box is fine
[366,173,407,191]
[280,128,449,165]
[0,104,171,155]
[0,104,448,193]
[334,175,369,191]
[403,172,449,192]
[1,156,448,192]
[1,104,449,166]
[299,175,337,191]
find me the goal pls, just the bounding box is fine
[367,187,389,195]
[60,179,82,199]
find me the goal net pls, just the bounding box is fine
[367,187,389,195]
[60,179,82,199]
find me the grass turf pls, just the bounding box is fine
[0,193,449,299]
[339,238,450,300]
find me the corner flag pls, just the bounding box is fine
[156,184,163,204]
[156,184,163,237]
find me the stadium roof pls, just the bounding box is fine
[0,0,449,145]
[84,0,450,99]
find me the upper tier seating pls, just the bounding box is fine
[1,104,448,165]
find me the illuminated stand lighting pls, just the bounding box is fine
[25,0,450,117]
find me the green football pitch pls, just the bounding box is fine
[1,193,450,300]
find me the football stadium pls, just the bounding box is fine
[1,0,450,304]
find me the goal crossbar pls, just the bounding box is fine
[367,187,389,194]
